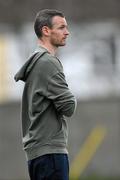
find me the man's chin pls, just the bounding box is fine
[54,42,66,47]
[59,42,66,46]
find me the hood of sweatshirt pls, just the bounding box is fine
[14,46,47,82]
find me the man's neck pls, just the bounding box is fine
[38,39,57,56]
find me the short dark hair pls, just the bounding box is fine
[34,9,64,38]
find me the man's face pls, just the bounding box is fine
[49,16,69,47]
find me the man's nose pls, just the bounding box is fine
[65,28,69,35]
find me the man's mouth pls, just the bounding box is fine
[63,37,67,40]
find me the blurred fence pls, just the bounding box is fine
[1,21,120,102]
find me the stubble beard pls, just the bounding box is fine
[50,38,66,48]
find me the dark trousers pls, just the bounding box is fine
[28,153,69,180]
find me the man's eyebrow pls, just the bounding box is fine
[60,24,66,27]
[60,24,68,27]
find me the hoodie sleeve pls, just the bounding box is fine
[47,71,77,117]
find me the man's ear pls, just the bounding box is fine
[42,26,51,37]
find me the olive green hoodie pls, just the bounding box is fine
[14,46,76,161]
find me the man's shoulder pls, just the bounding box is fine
[37,52,63,73]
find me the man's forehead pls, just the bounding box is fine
[52,16,67,26]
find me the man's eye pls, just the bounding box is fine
[60,26,65,29]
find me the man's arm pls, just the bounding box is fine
[47,71,77,117]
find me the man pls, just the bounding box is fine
[15,9,76,180]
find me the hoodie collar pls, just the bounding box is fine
[14,46,47,82]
